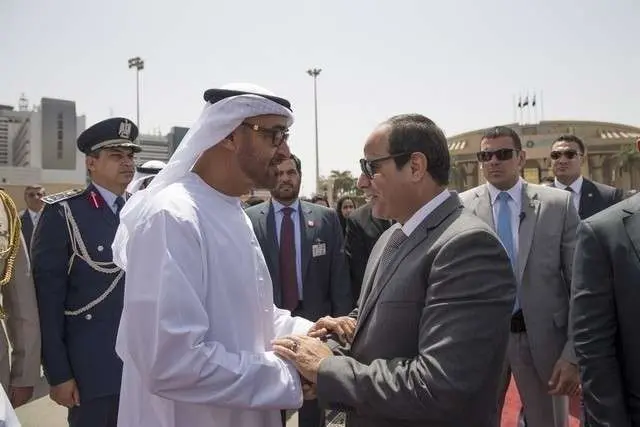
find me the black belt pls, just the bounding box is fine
[510,309,526,333]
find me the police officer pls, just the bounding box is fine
[31,117,140,427]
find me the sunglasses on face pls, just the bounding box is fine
[241,122,289,147]
[476,148,518,162]
[550,150,580,160]
[359,152,410,179]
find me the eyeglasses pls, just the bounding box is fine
[241,122,289,147]
[550,149,580,160]
[476,149,518,162]
[359,152,410,179]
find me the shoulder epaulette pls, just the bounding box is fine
[42,188,84,205]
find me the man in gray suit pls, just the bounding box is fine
[273,114,516,427]
[245,154,352,427]
[570,139,640,427]
[460,126,580,427]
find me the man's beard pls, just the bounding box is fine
[239,160,277,190]
[271,183,299,203]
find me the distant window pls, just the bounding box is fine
[57,130,63,139]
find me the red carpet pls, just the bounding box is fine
[501,377,581,427]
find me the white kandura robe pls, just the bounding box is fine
[116,172,313,427]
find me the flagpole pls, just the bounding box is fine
[518,94,523,125]
[512,94,517,123]
[533,91,537,124]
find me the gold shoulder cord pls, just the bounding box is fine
[0,190,22,319]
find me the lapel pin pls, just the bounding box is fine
[307,220,315,227]
[89,191,101,209]
[588,193,593,197]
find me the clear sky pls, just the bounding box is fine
[2,0,638,195]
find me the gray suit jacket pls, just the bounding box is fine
[570,193,640,427]
[316,193,516,427]
[460,182,579,383]
[246,200,352,321]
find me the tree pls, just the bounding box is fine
[613,143,640,172]
[316,170,363,204]
[329,170,360,198]
[448,156,465,191]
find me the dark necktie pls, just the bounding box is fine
[359,227,407,314]
[115,196,125,216]
[373,227,407,286]
[279,207,299,311]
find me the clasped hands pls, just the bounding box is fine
[272,316,356,399]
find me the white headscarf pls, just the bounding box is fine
[112,83,294,269]
[126,160,167,194]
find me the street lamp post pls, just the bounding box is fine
[307,68,322,195]
[128,57,145,129]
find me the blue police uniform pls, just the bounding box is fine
[31,117,140,427]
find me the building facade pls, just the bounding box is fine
[0,97,87,208]
[447,120,640,192]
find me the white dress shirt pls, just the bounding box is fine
[28,209,40,227]
[486,179,523,258]
[401,189,451,237]
[93,182,126,214]
[554,175,582,213]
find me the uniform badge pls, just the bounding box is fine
[89,191,102,208]
[312,241,327,258]
[307,220,315,227]
[118,120,132,139]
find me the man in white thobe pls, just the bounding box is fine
[112,84,314,427]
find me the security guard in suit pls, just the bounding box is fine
[31,117,140,427]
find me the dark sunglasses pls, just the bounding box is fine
[240,122,289,147]
[359,152,410,179]
[476,148,518,162]
[550,150,580,160]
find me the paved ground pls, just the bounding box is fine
[14,378,306,426]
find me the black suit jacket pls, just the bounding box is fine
[20,210,34,255]
[344,203,391,305]
[245,200,352,321]
[556,178,623,219]
[571,193,640,426]
[31,184,125,401]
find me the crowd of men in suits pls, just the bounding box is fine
[0,101,637,427]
